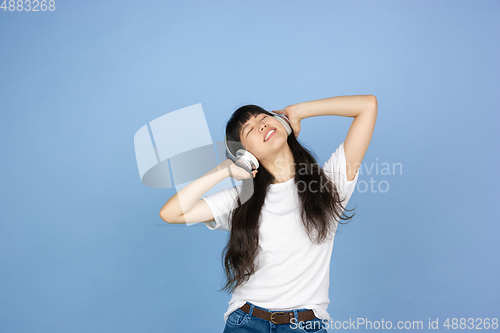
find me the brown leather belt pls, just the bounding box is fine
[239,303,317,324]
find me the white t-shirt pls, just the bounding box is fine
[201,142,359,323]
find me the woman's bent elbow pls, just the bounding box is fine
[159,211,173,223]
[160,211,185,224]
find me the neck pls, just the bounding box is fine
[261,144,295,183]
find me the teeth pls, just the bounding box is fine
[265,129,275,141]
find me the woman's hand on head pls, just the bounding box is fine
[220,159,258,181]
[271,105,301,138]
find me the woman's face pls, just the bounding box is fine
[239,113,287,163]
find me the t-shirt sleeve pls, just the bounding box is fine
[323,141,360,203]
[200,185,241,231]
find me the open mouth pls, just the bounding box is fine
[264,129,276,142]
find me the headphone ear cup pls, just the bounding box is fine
[225,135,259,173]
[270,112,292,136]
[236,149,259,171]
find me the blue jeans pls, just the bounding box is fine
[222,302,327,333]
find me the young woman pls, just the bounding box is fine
[160,95,377,333]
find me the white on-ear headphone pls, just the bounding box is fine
[224,111,293,173]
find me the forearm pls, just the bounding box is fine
[291,95,376,120]
[160,164,230,220]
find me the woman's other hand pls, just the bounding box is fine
[219,159,258,181]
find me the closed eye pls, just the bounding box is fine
[246,115,267,137]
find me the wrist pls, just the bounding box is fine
[289,103,308,121]
[215,163,231,179]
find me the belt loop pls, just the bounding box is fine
[249,304,255,317]
[293,309,299,322]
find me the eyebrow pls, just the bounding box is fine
[241,114,262,137]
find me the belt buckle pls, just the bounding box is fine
[270,311,285,324]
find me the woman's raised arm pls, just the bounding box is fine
[159,159,257,224]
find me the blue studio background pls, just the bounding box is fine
[1,1,499,332]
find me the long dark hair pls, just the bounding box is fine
[219,104,356,294]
